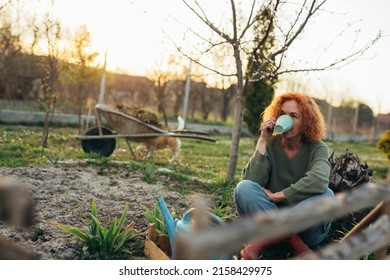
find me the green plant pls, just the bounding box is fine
[40,148,60,165]
[85,153,111,166]
[140,200,177,237]
[143,161,156,183]
[48,200,135,259]
[208,204,237,222]
[31,226,45,242]
[377,129,390,162]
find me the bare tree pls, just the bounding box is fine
[39,13,64,147]
[220,84,234,122]
[68,24,99,132]
[147,55,181,126]
[0,1,22,98]
[0,22,22,97]
[199,83,219,120]
[175,0,381,184]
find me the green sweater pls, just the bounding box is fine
[242,136,330,205]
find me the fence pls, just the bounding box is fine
[176,182,390,260]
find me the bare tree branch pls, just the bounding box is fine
[182,0,232,42]
[0,0,12,13]
[230,0,238,42]
[178,182,390,259]
[239,0,258,40]
[170,36,236,78]
[252,30,382,81]
[251,0,369,81]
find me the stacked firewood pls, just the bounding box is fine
[327,149,375,232]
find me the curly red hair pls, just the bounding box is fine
[261,92,326,142]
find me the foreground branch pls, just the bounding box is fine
[296,214,390,260]
[179,183,390,259]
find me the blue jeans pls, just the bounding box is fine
[234,180,334,248]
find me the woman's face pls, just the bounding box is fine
[279,99,303,140]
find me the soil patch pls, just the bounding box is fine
[0,163,191,259]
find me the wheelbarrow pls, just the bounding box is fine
[75,103,216,158]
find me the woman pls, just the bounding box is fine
[234,92,334,260]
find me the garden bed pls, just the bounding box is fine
[0,163,192,259]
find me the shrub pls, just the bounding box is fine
[377,129,390,162]
[143,161,156,183]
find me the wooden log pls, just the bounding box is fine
[75,133,216,142]
[179,182,390,259]
[374,201,390,259]
[375,171,390,259]
[0,238,39,260]
[296,214,390,260]
[0,177,34,229]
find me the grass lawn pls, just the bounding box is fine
[0,124,388,185]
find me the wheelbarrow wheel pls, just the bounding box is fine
[81,127,116,157]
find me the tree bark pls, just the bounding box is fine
[226,93,244,184]
[41,110,50,147]
[298,215,390,260]
[226,44,245,185]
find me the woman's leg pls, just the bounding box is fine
[234,180,282,259]
[295,188,334,248]
[234,180,278,217]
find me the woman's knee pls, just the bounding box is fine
[234,180,277,215]
[235,180,262,199]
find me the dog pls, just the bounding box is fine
[136,116,184,162]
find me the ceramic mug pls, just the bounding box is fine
[274,115,293,134]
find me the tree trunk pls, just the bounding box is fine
[226,45,245,185]
[221,87,233,122]
[41,110,50,148]
[77,85,83,134]
[174,88,184,115]
[157,98,168,126]
[226,93,244,184]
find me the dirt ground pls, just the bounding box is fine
[0,163,193,260]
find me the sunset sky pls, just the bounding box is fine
[23,0,390,114]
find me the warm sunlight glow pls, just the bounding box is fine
[25,0,390,114]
